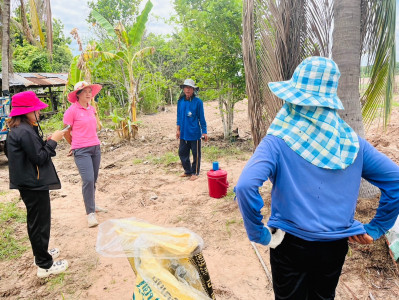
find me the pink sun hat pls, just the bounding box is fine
[68,81,102,103]
[9,91,48,117]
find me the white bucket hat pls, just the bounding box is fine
[180,79,199,91]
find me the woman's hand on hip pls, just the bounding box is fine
[348,233,373,244]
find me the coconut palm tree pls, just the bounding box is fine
[332,0,395,198]
[243,0,395,148]
[242,0,333,147]
[242,0,395,197]
[1,0,11,94]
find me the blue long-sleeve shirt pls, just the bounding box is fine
[235,135,399,245]
[177,96,207,141]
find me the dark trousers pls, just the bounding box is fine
[19,190,53,269]
[270,233,348,300]
[178,139,201,175]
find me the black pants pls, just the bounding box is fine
[178,139,201,175]
[270,233,348,300]
[19,190,53,269]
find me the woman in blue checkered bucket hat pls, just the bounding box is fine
[235,56,399,299]
[267,56,358,170]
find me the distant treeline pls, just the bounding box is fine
[361,63,399,77]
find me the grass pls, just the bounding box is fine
[133,158,144,164]
[145,152,180,166]
[202,145,244,162]
[0,201,28,260]
[225,218,243,237]
[0,201,26,223]
[224,188,236,201]
[47,272,66,290]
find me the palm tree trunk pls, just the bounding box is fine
[1,0,11,94]
[44,0,53,60]
[332,0,379,198]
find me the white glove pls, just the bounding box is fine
[266,226,285,249]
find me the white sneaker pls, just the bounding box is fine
[37,259,68,278]
[33,248,61,266]
[95,206,108,213]
[87,213,99,228]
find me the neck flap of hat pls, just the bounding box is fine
[267,103,359,169]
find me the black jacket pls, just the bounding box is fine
[7,122,61,190]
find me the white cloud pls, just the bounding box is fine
[52,0,91,55]
[51,0,175,55]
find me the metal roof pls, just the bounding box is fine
[0,73,68,87]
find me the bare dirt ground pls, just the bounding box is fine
[0,98,399,300]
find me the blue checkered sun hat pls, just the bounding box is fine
[268,56,344,109]
[267,57,359,170]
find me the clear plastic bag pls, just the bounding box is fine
[96,218,215,299]
[386,216,399,261]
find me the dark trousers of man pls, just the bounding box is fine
[270,233,348,300]
[19,190,53,269]
[179,139,201,176]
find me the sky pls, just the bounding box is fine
[51,0,175,55]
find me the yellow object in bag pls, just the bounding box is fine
[96,218,215,300]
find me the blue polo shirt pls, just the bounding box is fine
[235,135,399,244]
[177,96,207,141]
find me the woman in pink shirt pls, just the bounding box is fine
[64,81,107,228]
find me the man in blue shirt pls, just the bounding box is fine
[235,57,399,300]
[176,79,208,181]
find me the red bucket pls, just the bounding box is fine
[207,169,229,198]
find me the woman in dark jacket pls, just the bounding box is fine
[6,91,69,278]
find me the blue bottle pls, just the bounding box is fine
[212,161,219,171]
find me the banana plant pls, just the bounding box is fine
[88,0,155,139]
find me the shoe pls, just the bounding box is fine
[33,248,60,266]
[95,206,108,213]
[189,175,199,181]
[179,173,191,177]
[87,213,99,228]
[37,260,68,278]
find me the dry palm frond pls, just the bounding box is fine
[360,0,396,130]
[243,0,333,148]
[19,0,39,46]
[28,0,45,47]
[70,28,83,52]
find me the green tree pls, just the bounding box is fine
[12,18,72,73]
[87,0,142,26]
[141,33,191,105]
[174,0,246,139]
